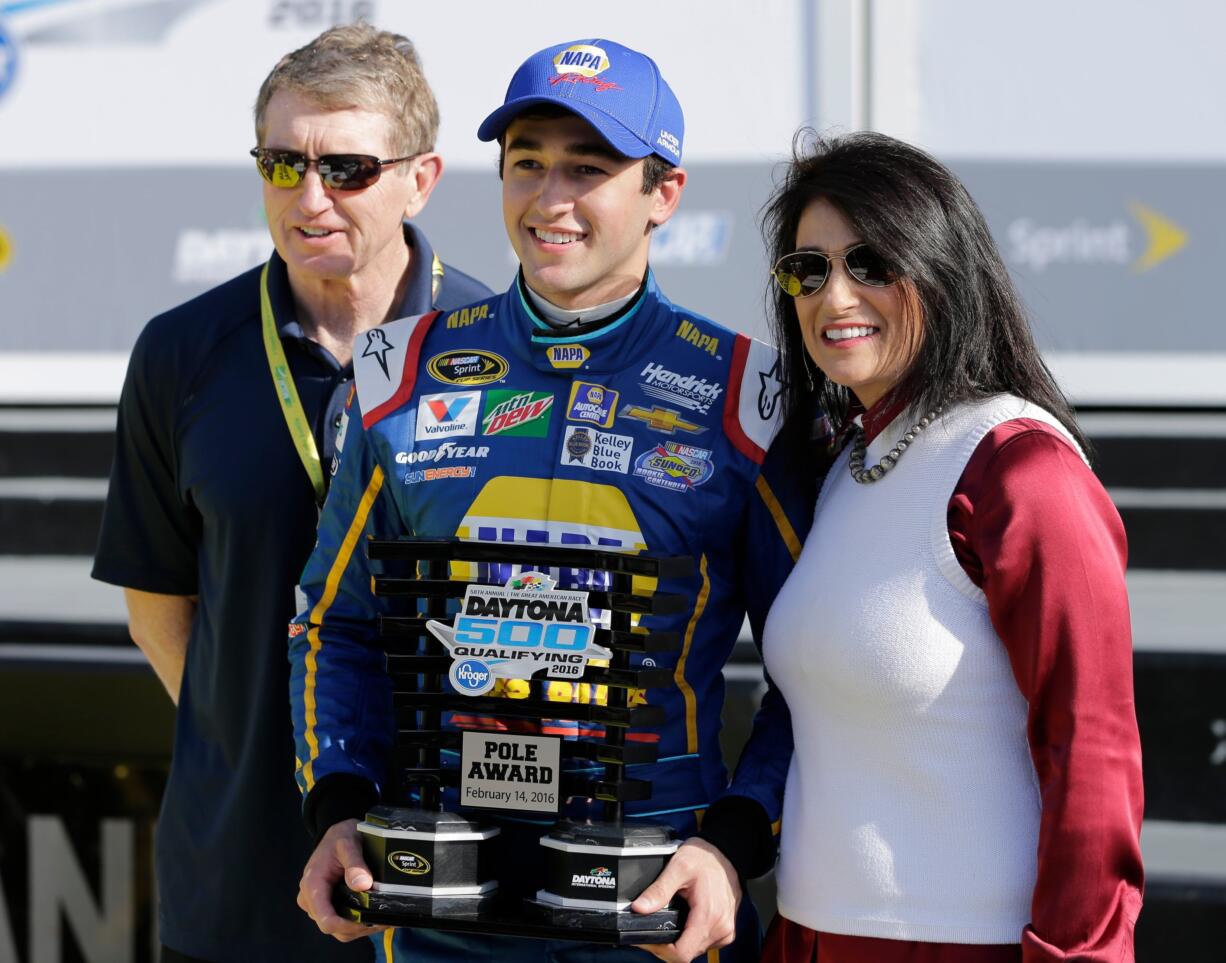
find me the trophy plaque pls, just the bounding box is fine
[336,536,695,945]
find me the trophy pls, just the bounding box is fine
[336,536,694,944]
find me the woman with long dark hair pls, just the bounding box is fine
[757,132,1144,962]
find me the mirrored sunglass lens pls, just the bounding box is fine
[775,272,804,297]
[255,150,304,188]
[846,246,895,285]
[786,254,829,294]
[321,155,380,190]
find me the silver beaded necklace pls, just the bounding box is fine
[848,407,943,484]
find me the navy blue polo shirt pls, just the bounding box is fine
[93,223,490,962]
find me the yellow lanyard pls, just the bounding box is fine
[258,251,445,506]
[431,252,444,302]
[259,261,326,506]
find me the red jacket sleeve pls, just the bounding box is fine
[950,419,1145,962]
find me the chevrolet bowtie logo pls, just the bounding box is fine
[620,404,705,435]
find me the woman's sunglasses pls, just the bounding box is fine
[250,148,417,191]
[771,244,899,297]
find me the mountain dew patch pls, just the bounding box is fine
[482,390,554,437]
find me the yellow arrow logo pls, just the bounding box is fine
[0,227,11,272]
[1129,202,1187,272]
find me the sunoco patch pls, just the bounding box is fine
[633,442,714,492]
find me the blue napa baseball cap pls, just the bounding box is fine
[477,39,684,165]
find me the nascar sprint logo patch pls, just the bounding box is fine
[427,349,509,386]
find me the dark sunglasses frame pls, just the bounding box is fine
[771,244,898,298]
[250,147,418,191]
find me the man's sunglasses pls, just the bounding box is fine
[771,244,899,297]
[250,148,417,191]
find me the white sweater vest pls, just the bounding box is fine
[764,395,1082,943]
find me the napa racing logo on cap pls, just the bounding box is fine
[427,571,610,696]
[388,851,432,876]
[552,44,618,91]
[567,382,618,427]
[562,426,633,474]
[482,390,554,437]
[415,390,481,441]
[634,442,714,492]
[427,349,509,386]
[545,344,590,369]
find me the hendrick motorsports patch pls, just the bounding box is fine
[460,731,561,813]
[427,571,610,695]
[633,442,714,492]
[427,349,509,386]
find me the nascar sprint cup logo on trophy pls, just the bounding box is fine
[339,537,694,944]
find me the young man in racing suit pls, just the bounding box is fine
[289,38,811,963]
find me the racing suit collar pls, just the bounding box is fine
[510,268,675,374]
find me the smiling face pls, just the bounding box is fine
[501,112,684,310]
[260,88,432,288]
[793,198,920,410]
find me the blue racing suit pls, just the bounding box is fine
[289,272,810,961]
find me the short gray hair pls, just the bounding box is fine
[254,22,439,156]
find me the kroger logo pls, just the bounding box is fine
[450,659,494,695]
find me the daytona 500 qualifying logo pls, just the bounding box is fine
[427,572,609,696]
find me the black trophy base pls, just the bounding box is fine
[337,886,684,945]
[524,894,684,940]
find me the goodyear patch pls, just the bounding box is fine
[445,303,491,329]
[675,319,719,357]
[482,390,554,437]
[567,382,618,428]
[633,442,714,492]
[545,344,590,370]
[427,349,509,386]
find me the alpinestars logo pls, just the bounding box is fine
[362,329,395,379]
